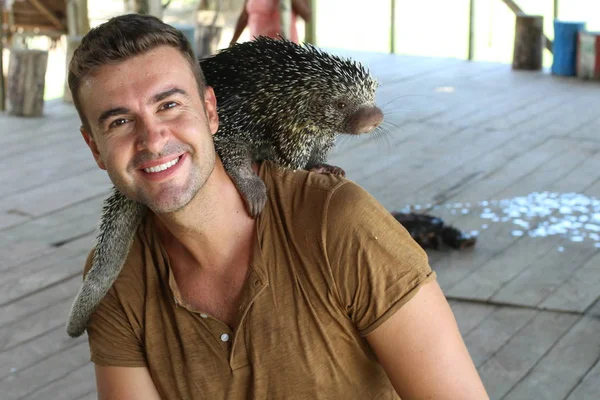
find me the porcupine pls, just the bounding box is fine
[66,36,383,338]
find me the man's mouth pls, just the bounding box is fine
[142,156,181,174]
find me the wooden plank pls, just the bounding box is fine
[329,121,466,186]
[0,109,78,146]
[477,311,579,399]
[27,0,66,31]
[417,137,585,290]
[0,341,90,400]
[424,70,550,128]
[447,154,600,303]
[1,193,107,246]
[0,235,93,307]
[570,115,600,141]
[448,300,498,336]
[76,389,99,400]
[0,325,87,381]
[540,251,600,313]
[0,274,81,328]
[487,171,600,308]
[0,297,78,353]
[0,169,111,229]
[462,306,538,368]
[503,316,600,400]
[587,298,600,318]
[566,357,600,400]
[25,361,96,400]
[0,239,53,272]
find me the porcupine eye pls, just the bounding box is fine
[336,101,347,110]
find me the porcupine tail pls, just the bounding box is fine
[66,187,147,338]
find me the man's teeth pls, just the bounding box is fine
[143,157,180,173]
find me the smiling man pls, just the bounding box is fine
[68,13,488,400]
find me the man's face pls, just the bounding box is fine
[79,45,219,214]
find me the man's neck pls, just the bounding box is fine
[151,160,259,275]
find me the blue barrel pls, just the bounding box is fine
[552,20,586,76]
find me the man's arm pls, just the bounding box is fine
[229,1,249,46]
[292,0,312,22]
[95,365,162,400]
[366,280,489,399]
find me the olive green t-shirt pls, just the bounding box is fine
[84,160,436,399]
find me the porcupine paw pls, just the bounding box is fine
[240,175,268,218]
[308,163,346,177]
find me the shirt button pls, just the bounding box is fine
[200,313,208,318]
[220,333,230,342]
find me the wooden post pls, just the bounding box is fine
[512,13,544,70]
[304,0,316,44]
[64,0,89,103]
[132,0,164,18]
[279,0,291,40]
[7,49,49,117]
[1,6,6,112]
[66,0,90,38]
[147,0,164,19]
[196,1,223,59]
[467,0,475,60]
[390,0,395,54]
[501,0,552,53]
[63,35,83,102]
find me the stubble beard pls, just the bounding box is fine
[108,141,217,215]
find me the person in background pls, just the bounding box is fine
[229,0,312,46]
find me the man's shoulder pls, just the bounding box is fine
[259,160,352,199]
[257,160,380,230]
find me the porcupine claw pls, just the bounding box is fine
[66,188,147,337]
[308,163,346,178]
[242,175,268,218]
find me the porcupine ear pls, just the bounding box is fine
[66,188,147,338]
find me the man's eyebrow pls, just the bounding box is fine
[96,88,189,125]
[151,87,189,103]
[98,107,129,125]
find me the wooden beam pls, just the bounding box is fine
[66,0,90,37]
[390,0,395,54]
[0,7,5,111]
[27,0,65,31]
[500,0,552,53]
[304,0,316,44]
[279,0,292,40]
[468,0,475,60]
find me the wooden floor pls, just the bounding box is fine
[1,51,599,399]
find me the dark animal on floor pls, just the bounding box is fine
[391,211,477,250]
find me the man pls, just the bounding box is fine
[229,0,311,46]
[70,13,489,400]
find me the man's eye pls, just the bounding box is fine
[109,118,129,128]
[161,101,178,110]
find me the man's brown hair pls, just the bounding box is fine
[68,13,206,132]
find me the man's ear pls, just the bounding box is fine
[80,127,107,170]
[203,86,219,135]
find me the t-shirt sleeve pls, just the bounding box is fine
[323,180,436,337]
[81,247,148,367]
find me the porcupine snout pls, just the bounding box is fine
[346,105,384,135]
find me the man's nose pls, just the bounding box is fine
[136,116,167,153]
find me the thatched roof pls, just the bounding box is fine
[3,0,68,37]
